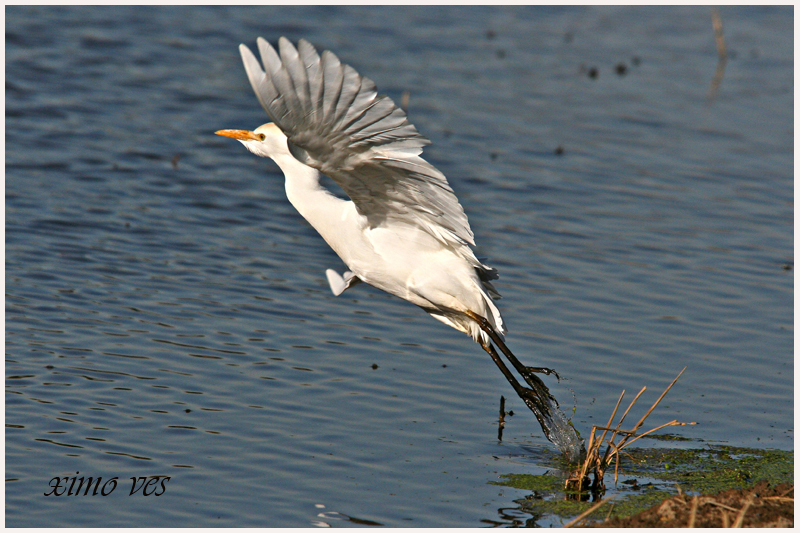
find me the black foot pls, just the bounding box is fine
[515,385,554,421]
[526,366,560,381]
[514,380,559,412]
[514,366,561,402]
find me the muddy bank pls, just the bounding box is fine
[588,481,793,528]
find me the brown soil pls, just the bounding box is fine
[590,482,793,528]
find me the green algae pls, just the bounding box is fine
[489,445,793,522]
[647,446,794,494]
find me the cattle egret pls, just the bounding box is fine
[216,37,583,461]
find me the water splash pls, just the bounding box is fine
[518,376,585,463]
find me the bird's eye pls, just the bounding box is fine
[257,133,266,141]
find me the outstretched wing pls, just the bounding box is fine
[239,36,475,248]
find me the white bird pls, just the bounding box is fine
[216,37,582,461]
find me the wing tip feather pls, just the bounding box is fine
[233,37,478,251]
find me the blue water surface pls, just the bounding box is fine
[6,5,792,527]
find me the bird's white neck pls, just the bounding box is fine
[270,152,353,254]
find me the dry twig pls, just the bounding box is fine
[688,495,699,528]
[566,367,695,494]
[731,492,755,528]
[708,7,728,99]
[705,500,740,513]
[562,496,614,528]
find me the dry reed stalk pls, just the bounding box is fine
[731,492,755,528]
[600,386,648,468]
[562,495,614,528]
[712,7,727,60]
[615,368,686,447]
[705,500,739,513]
[709,7,728,99]
[567,367,695,494]
[762,496,794,503]
[575,389,627,488]
[688,495,699,528]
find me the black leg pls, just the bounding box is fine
[471,312,585,462]
[466,311,560,387]
[478,340,556,438]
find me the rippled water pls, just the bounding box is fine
[6,5,792,527]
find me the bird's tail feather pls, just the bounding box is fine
[476,279,506,337]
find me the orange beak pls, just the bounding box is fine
[215,129,263,141]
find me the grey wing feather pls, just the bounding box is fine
[240,36,475,247]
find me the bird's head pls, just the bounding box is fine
[215,122,288,159]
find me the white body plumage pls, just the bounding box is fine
[216,37,584,462]
[219,38,505,346]
[244,122,505,345]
